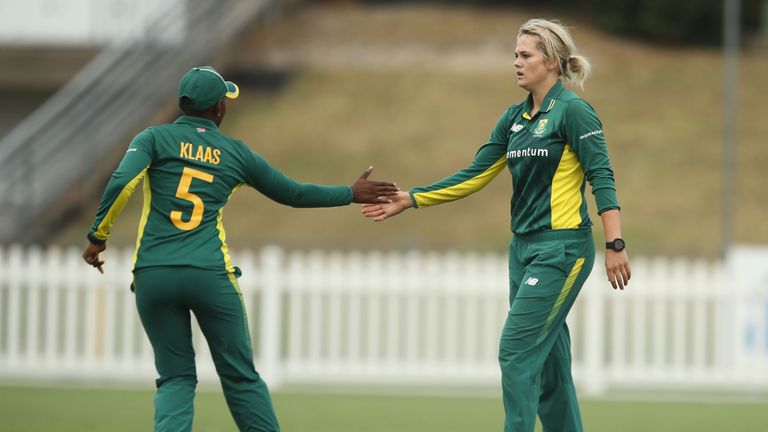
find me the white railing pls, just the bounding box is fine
[1,245,767,396]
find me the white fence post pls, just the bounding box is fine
[582,270,606,396]
[5,245,23,368]
[259,246,283,388]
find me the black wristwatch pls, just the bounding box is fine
[606,238,625,252]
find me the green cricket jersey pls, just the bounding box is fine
[88,115,352,273]
[410,80,619,234]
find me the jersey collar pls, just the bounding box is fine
[521,79,565,120]
[174,115,220,131]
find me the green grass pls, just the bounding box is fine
[1,385,766,432]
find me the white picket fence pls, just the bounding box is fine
[1,245,768,396]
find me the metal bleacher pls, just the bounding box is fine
[0,0,279,243]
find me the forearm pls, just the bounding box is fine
[410,144,506,208]
[600,209,622,241]
[88,167,148,242]
[274,181,352,208]
[246,151,352,207]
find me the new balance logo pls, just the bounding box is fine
[525,277,539,286]
[510,123,524,133]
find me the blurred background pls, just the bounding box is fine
[0,0,767,431]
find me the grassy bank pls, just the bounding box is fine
[55,6,768,257]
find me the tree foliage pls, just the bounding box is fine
[363,0,764,46]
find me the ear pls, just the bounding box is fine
[546,57,558,71]
[215,100,224,117]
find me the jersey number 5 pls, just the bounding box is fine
[171,167,214,231]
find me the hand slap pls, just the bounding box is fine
[351,166,399,204]
[360,191,413,222]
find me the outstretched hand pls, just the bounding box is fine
[82,242,106,274]
[361,191,414,221]
[350,166,400,204]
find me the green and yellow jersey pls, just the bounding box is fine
[410,80,619,235]
[88,115,352,273]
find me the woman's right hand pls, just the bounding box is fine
[361,191,414,221]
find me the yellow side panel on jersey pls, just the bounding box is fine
[413,156,507,208]
[132,175,152,267]
[93,167,148,241]
[217,184,242,275]
[550,144,584,229]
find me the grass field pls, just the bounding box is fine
[1,385,766,432]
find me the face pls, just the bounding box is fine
[514,34,557,91]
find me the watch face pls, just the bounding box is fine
[614,239,625,250]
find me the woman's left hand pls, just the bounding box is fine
[605,250,630,290]
[82,242,106,274]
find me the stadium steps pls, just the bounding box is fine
[0,0,281,244]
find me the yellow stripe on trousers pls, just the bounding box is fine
[536,257,585,344]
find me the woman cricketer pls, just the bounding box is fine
[362,19,631,432]
[82,66,398,431]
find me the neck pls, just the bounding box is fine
[529,75,559,115]
[184,112,221,126]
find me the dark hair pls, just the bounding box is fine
[179,96,219,114]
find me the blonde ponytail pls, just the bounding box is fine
[565,54,591,88]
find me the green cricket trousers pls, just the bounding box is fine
[499,228,595,432]
[134,266,280,432]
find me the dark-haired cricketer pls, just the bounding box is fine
[82,66,398,432]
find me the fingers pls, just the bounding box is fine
[360,165,374,180]
[368,180,397,187]
[87,258,104,273]
[362,206,386,218]
[621,265,630,286]
[351,173,399,203]
[371,183,400,195]
[608,266,631,290]
[357,195,393,204]
[615,260,630,289]
[83,252,104,273]
[607,269,625,290]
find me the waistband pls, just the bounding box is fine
[513,227,592,243]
